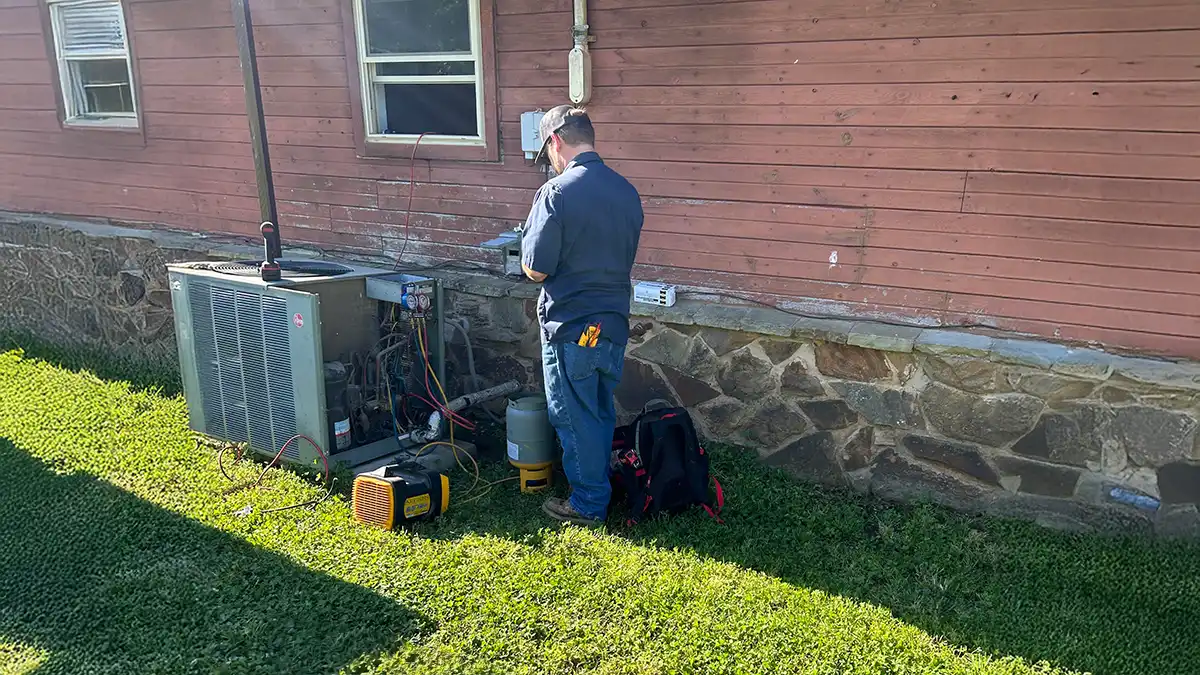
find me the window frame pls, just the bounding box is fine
[40,0,143,135]
[342,0,501,162]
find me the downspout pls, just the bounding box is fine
[568,0,592,105]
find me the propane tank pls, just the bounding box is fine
[506,393,556,492]
[324,361,352,453]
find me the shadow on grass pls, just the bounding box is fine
[0,439,421,674]
[439,438,1200,675]
[0,331,182,397]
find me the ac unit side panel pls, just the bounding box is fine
[169,271,208,436]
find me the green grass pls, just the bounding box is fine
[1,347,1198,675]
[0,329,181,396]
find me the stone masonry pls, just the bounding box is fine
[4,212,1200,538]
[449,290,1200,539]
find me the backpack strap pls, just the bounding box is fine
[702,476,725,524]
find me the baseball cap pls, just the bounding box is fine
[533,104,593,166]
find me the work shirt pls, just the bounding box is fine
[521,152,644,347]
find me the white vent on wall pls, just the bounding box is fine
[48,0,137,123]
[57,1,126,53]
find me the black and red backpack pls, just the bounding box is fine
[609,400,725,525]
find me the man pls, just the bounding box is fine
[520,105,644,526]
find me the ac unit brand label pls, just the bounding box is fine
[403,494,431,518]
[293,313,304,328]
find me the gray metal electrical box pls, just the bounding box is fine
[480,231,523,276]
[520,110,546,160]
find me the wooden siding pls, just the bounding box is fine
[0,0,1197,359]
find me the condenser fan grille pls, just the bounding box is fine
[188,281,299,460]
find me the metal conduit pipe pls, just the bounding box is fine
[569,0,592,105]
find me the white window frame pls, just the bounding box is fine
[47,0,138,128]
[351,0,485,147]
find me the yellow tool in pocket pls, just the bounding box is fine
[578,323,601,348]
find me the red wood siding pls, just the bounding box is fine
[0,0,1197,359]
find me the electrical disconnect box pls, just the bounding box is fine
[520,110,546,160]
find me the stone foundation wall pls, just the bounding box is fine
[446,290,1200,538]
[0,215,193,361]
[4,212,1199,538]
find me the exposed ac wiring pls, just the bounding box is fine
[394,132,427,268]
[215,433,334,515]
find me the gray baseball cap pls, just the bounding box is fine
[533,104,594,166]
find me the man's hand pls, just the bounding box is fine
[523,263,547,283]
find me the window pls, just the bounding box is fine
[46,0,137,127]
[346,0,499,161]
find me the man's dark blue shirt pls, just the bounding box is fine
[521,152,644,347]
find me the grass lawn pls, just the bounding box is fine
[1,346,1198,675]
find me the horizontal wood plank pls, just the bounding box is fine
[587,141,1200,181]
[638,229,1199,300]
[638,198,1200,253]
[137,57,348,88]
[0,84,57,111]
[0,34,42,61]
[874,209,1200,252]
[0,6,38,35]
[609,159,968,192]
[531,104,1200,133]
[634,262,1199,357]
[497,5,1200,52]
[499,30,1200,70]
[963,193,1200,228]
[0,60,52,86]
[641,214,1200,272]
[637,247,1200,336]
[134,24,344,60]
[499,0,1193,23]
[0,154,257,191]
[503,123,1200,159]
[0,136,256,170]
[140,86,352,119]
[503,57,1200,89]
[503,82,1200,109]
[1,174,261,219]
[966,172,1200,204]
[132,0,338,31]
[0,188,260,232]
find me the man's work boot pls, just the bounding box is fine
[542,497,604,528]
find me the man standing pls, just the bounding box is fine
[520,105,644,526]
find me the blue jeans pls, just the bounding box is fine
[542,338,625,520]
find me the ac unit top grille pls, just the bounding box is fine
[182,260,353,278]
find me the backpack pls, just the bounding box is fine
[609,400,725,525]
